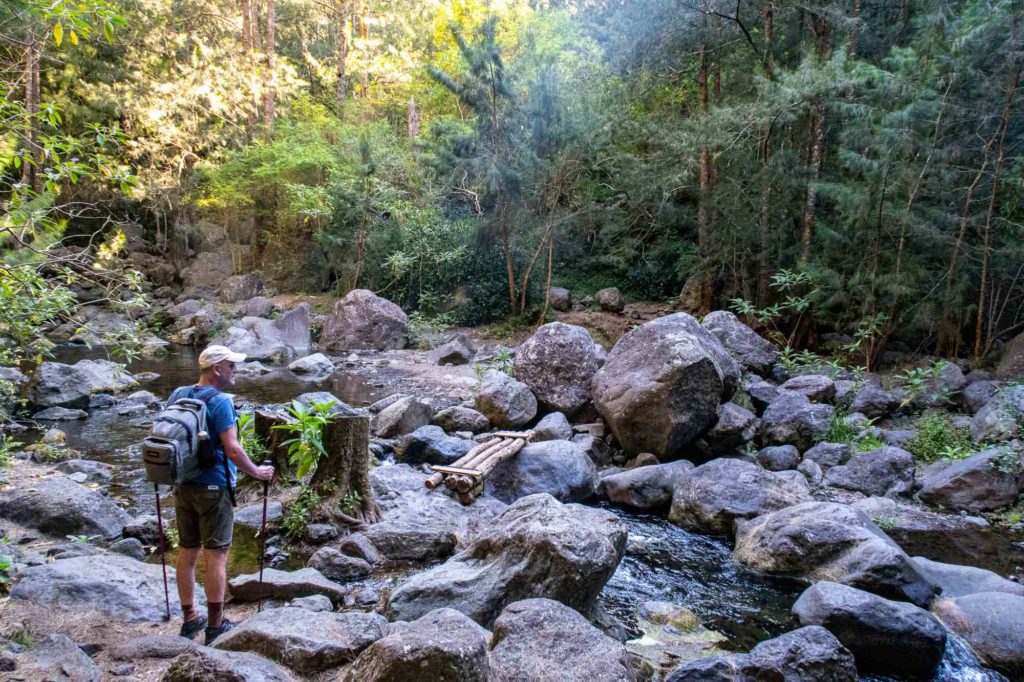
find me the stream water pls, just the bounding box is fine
[16,345,1014,680]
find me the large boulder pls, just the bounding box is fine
[213,607,387,674]
[996,330,1024,380]
[322,289,408,351]
[591,313,739,458]
[971,385,1024,442]
[602,460,695,511]
[917,446,1022,512]
[212,305,312,360]
[849,384,900,419]
[74,358,139,393]
[385,494,626,627]
[489,599,635,682]
[792,581,945,679]
[362,517,458,563]
[486,440,598,503]
[733,501,938,606]
[11,555,197,622]
[596,287,625,312]
[823,446,916,497]
[475,369,538,428]
[340,608,490,682]
[287,352,333,374]
[759,392,834,451]
[700,310,778,376]
[963,380,998,415]
[803,442,851,469]
[532,411,573,441]
[756,444,801,471]
[306,547,372,580]
[0,476,128,537]
[550,287,572,312]
[429,336,475,366]
[668,458,811,535]
[228,568,348,606]
[698,402,759,455]
[8,634,101,682]
[933,592,1024,678]
[432,405,489,433]
[911,556,1024,598]
[162,645,296,682]
[394,425,474,466]
[779,375,836,403]
[741,626,857,682]
[27,362,94,409]
[218,273,263,303]
[371,395,433,438]
[513,322,600,416]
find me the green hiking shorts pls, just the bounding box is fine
[175,485,234,550]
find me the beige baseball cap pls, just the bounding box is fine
[198,345,247,369]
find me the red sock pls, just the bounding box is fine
[182,604,198,622]
[208,602,224,628]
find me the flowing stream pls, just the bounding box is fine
[15,345,1014,680]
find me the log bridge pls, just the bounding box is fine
[425,430,534,505]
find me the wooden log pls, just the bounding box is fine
[425,472,445,489]
[424,438,501,489]
[457,480,484,506]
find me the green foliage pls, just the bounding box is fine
[65,534,101,543]
[824,408,857,445]
[26,443,70,463]
[339,490,362,516]
[897,361,950,408]
[237,413,269,465]
[407,310,456,351]
[855,435,886,453]
[904,411,973,463]
[989,448,1023,476]
[0,435,13,468]
[872,516,898,532]
[284,484,320,537]
[0,555,11,595]
[272,400,335,479]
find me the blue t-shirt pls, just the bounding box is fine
[167,385,238,487]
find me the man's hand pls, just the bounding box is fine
[251,465,274,481]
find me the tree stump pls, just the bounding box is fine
[254,408,297,479]
[310,410,380,528]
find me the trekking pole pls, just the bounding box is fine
[153,483,171,622]
[257,460,272,613]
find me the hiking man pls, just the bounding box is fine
[170,344,274,644]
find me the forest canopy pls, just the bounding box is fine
[2,0,1022,364]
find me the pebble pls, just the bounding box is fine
[110,663,135,676]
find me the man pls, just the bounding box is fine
[169,344,274,645]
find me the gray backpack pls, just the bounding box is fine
[142,387,218,485]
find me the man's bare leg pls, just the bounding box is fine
[176,547,201,623]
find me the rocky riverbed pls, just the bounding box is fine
[1,290,1023,681]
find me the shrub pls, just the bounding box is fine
[904,411,973,463]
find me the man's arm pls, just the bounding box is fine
[220,425,274,481]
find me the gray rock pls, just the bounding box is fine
[363,518,458,563]
[394,425,473,465]
[32,406,88,420]
[933,592,1024,678]
[322,289,408,351]
[475,369,538,428]
[550,287,572,311]
[570,432,613,466]
[368,393,407,413]
[602,460,695,510]
[918,446,1022,512]
[700,402,759,454]
[913,362,968,409]
[218,273,264,303]
[429,337,475,365]
[228,568,348,606]
[803,442,851,469]
[780,374,837,403]
[214,607,387,673]
[161,645,296,681]
[669,458,811,535]
[701,310,779,376]
[369,463,429,498]
[289,594,334,611]
[338,533,383,565]
[306,547,372,581]
[850,384,901,419]
[833,380,857,406]
[823,446,916,497]
[741,626,857,682]
[487,439,597,503]
[963,380,998,415]
[0,365,29,387]
[12,555,197,622]
[745,378,779,415]
[305,523,337,543]
[234,501,284,529]
[432,406,489,433]
[371,395,433,438]
[760,392,834,451]
[212,305,312,360]
[109,635,198,660]
[55,459,113,482]
[792,581,945,679]
[756,444,801,471]
[27,362,94,409]
[513,322,600,416]
[0,476,128,537]
[489,598,635,682]
[665,656,743,681]
[971,385,1024,442]
[122,514,160,545]
[883,429,917,447]
[912,556,1024,598]
[533,412,573,441]
[243,296,275,318]
[340,608,490,682]
[996,331,1024,381]
[596,287,625,312]
[10,633,100,682]
[798,458,824,485]
[386,494,626,627]
[734,501,938,606]
[287,353,333,374]
[110,537,147,561]
[592,313,739,458]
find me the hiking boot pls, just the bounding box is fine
[204,618,237,645]
[179,615,207,640]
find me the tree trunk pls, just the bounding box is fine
[21,27,41,194]
[408,97,420,139]
[848,0,861,59]
[336,2,349,106]
[697,23,714,311]
[310,412,380,526]
[262,0,276,137]
[799,98,826,263]
[358,1,369,98]
[254,410,297,480]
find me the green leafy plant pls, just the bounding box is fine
[729,269,817,346]
[897,361,949,408]
[10,624,32,648]
[339,490,362,516]
[0,434,13,468]
[284,484,320,537]
[26,443,69,463]
[490,347,514,376]
[0,555,12,595]
[872,516,898,531]
[407,310,456,350]
[855,435,886,452]
[237,412,269,464]
[904,411,973,463]
[65,534,101,543]
[824,407,858,445]
[990,447,1023,476]
[272,400,336,479]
